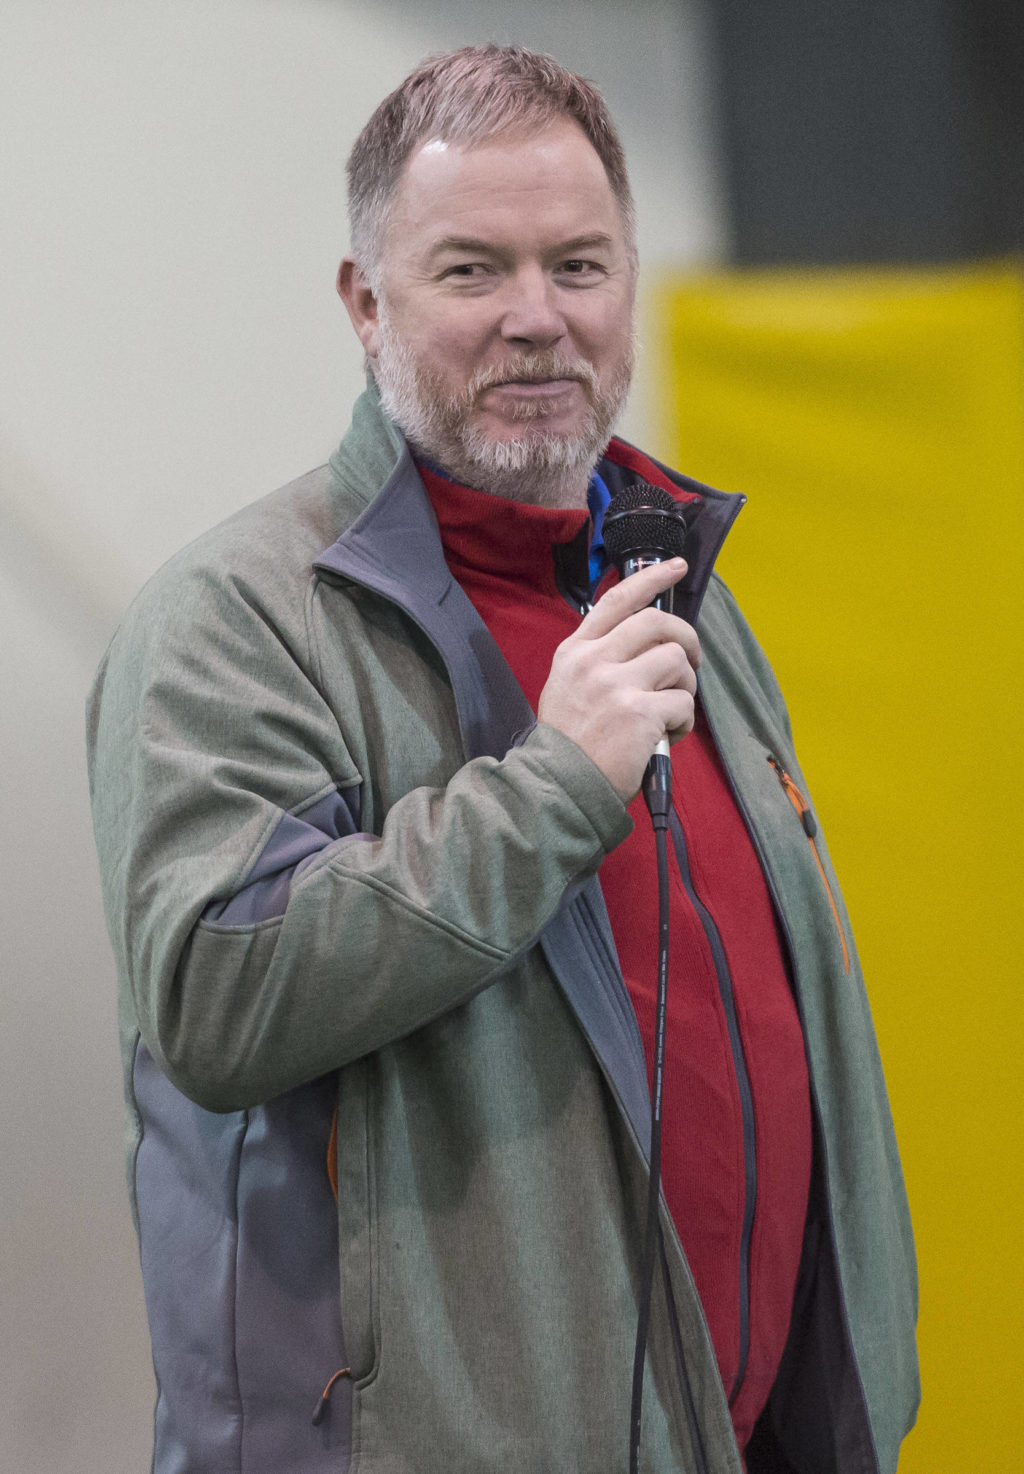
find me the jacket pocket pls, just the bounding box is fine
[334,1058,381,1385]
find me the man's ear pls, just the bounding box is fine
[337,258,380,358]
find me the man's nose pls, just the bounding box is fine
[499,268,567,349]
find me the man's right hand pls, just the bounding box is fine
[536,558,702,804]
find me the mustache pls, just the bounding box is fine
[466,353,599,399]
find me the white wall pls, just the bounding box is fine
[0,3,726,1467]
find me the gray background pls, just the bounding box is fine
[0,3,724,1468]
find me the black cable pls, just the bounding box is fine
[629,753,673,1473]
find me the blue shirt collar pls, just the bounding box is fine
[587,469,612,588]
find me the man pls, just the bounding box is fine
[87,45,918,1474]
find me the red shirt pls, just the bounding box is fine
[420,456,811,1454]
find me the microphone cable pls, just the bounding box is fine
[628,751,673,1474]
[602,485,689,1474]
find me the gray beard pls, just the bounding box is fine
[371,305,635,509]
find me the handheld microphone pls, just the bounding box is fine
[602,483,688,820]
[602,481,689,593]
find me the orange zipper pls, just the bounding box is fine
[767,755,850,975]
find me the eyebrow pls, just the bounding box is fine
[427,232,617,260]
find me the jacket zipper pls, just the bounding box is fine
[666,810,757,1407]
[766,755,850,975]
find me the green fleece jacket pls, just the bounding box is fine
[87,383,918,1474]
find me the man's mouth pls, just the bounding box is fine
[488,378,581,398]
[466,358,598,420]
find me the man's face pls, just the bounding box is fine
[351,119,636,506]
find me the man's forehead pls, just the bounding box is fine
[388,120,622,242]
[399,120,609,192]
[403,117,593,164]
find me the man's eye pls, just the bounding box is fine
[443,263,487,279]
[559,259,602,278]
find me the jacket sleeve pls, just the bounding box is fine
[87,554,632,1112]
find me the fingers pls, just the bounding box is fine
[627,640,699,699]
[615,643,698,751]
[600,604,702,671]
[651,686,697,745]
[580,559,688,639]
[580,560,701,672]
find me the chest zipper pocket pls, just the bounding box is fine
[767,754,851,975]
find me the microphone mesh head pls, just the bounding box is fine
[603,482,688,563]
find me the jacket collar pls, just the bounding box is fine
[316,381,746,641]
[318,417,533,763]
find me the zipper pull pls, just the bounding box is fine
[766,753,850,976]
[767,754,818,837]
[311,1367,351,1426]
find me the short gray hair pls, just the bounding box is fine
[346,44,637,286]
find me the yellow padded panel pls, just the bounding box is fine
[651,261,1024,1473]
